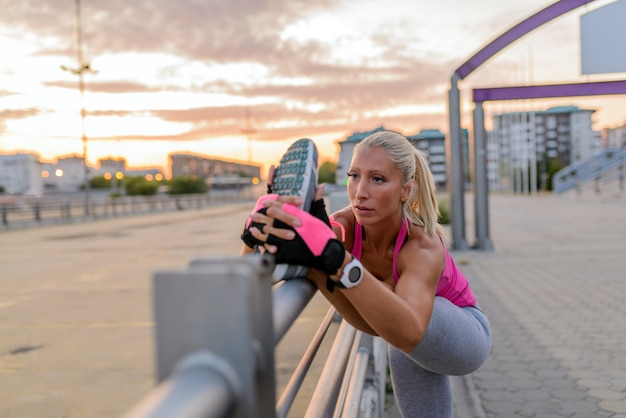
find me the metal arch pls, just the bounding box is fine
[448,0,599,251]
[455,0,597,80]
[473,80,626,102]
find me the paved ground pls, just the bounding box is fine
[451,190,626,418]
[0,190,625,417]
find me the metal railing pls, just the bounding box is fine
[123,253,388,418]
[553,148,626,194]
[0,187,263,231]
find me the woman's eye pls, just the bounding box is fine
[347,172,358,180]
[372,176,384,183]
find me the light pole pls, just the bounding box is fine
[240,106,257,163]
[62,0,95,215]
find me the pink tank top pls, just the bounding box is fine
[351,221,476,307]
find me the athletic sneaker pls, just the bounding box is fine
[269,138,319,281]
[269,138,318,211]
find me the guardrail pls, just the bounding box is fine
[123,253,388,418]
[0,187,263,231]
[553,148,626,194]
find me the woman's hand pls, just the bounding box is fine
[244,194,303,253]
[242,185,327,254]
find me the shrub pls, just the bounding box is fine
[125,176,159,196]
[438,197,450,225]
[90,176,111,189]
[319,160,337,184]
[167,176,207,195]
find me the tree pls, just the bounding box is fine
[89,175,111,189]
[546,158,565,191]
[319,160,336,184]
[167,176,207,195]
[125,176,159,196]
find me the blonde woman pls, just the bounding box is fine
[245,131,491,417]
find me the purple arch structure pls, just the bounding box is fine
[470,80,626,250]
[455,0,597,81]
[473,80,626,102]
[447,0,601,251]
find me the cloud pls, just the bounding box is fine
[0,0,334,60]
[43,80,159,94]
[1,0,592,154]
[0,108,41,134]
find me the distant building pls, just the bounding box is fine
[488,105,600,193]
[98,158,126,176]
[406,129,448,189]
[41,155,93,193]
[606,123,626,149]
[336,126,455,190]
[0,153,43,196]
[169,153,261,186]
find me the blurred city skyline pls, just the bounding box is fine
[1,0,625,176]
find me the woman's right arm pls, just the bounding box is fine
[307,265,379,335]
[304,210,381,335]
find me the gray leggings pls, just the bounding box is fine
[388,297,491,418]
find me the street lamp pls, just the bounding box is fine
[61,0,96,215]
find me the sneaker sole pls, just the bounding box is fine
[272,138,318,211]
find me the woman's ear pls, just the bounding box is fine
[401,179,414,202]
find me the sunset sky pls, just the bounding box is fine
[0,0,624,177]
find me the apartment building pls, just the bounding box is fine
[406,129,448,189]
[0,153,43,196]
[605,123,626,149]
[488,106,599,193]
[336,126,454,190]
[170,153,261,184]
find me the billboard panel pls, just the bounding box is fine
[580,0,626,74]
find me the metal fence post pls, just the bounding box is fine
[152,254,276,418]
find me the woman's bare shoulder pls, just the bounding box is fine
[404,224,443,253]
[398,227,445,280]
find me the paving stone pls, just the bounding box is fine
[456,193,626,418]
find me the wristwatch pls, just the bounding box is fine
[335,256,364,289]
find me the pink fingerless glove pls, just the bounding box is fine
[266,204,345,275]
[241,194,279,248]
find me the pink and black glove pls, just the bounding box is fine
[241,194,279,249]
[266,204,345,275]
[309,198,331,227]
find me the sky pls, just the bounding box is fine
[0,0,624,178]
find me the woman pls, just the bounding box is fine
[244,131,491,417]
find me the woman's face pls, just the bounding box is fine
[347,145,409,225]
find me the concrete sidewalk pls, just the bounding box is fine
[452,192,626,418]
[1,192,625,417]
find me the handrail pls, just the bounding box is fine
[122,351,241,418]
[276,307,337,418]
[125,254,388,418]
[305,320,358,417]
[553,148,626,194]
[0,187,262,230]
[341,348,371,418]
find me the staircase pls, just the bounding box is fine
[553,148,626,197]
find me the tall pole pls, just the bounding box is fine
[241,106,257,163]
[75,0,90,215]
[447,75,468,250]
[63,0,94,215]
[473,102,493,250]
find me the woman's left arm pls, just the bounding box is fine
[331,240,442,353]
